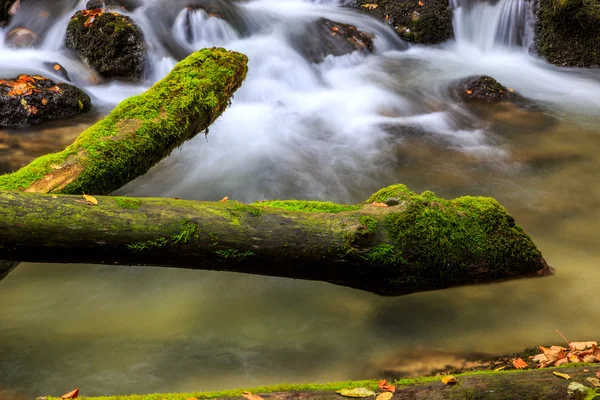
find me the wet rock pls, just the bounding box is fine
[86,0,137,11]
[5,27,37,48]
[0,0,17,27]
[42,62,71,81]
[452,76,521,103]
[353,0,452,44]
[0,75,91,126]
[292,18,374,63]
[536,0,600,67]
[65,9,146,81]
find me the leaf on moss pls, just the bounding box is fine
[441,376,457,385]
[552,371,571,380]
[83,194,98,205]
[512,358,528,369]
[377,380,396,393]
[61,389,79,399]
[336,388,376,397]
[376,392,393,400]
[242,392,264,400]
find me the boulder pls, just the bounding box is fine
[536,0,600,67]
[353,0,452,44]
[452,75,521,103]
[65,9,146,80]
[5,27,37,48]
[292,18,374,63]
[42,62,71,81]
[0,75,91,126]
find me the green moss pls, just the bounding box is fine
[171,220,199,244]
[256,200,360,213]
[366,184,415,203]
[127,237,168,251]
[0,48,248,194]
[209,233,219,246]
[114,197,142,209]
[233,203,262,217]
[215,249,254,261]
[359,215,378,235]
[364,243,405,265]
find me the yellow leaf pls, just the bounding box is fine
[494,366,506,372]
[20,98,27,106]
[52,195,57,199]
[50,164,63,170]
[242,392,264,400]
[552,371,571,380]
[376,392,393,400]
[361,3,379,10]
[586,377,600,388]
[441,376,457,385]
[336,388,376,397]
[187,398,199,400]
[83,194,98,205]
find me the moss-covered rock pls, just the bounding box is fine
[0,75,91,126]
[452,75,522,103]
[65,9,146,80]
[290,18,374,63]
[353,0,453,44]
[536,0,600,67]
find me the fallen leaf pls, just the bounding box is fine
[371,202,389,207]
[336,388,376,398]
[597,371,600,379]
[493,366,507,372]
[508,88,515,92]
[54,64,61,71]
[187,398,199,400]
[552,371,571,380]
[42,98,48,105]
[418,1,424,6]
[61,389,79,399]
[377,380,396,393]
[74,199,91,205]
[512,358,528,369]
[441,376,457,385]
[83,194,98,205]
[219,196,229,202]
[52,195,58,199]
[242,391,264,400]
[50,164,63,170]
[570,342,597,351]
[465,89,473,95]
[554,358,569,366]
[375,392,393,400]
[586,377,600,388]
[361,3,379,9]
[583,369,589,372]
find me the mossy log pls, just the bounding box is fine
[0,47,248,195]
[0,185,551,295]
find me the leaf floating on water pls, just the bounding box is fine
[377,380,396,393]
[336,388,376,397]
[552,371,571,380]
[61,389,79,399]
[376,392,393,400]
[512,358,528,369]
[441,376,457,385]
[83,194,98,205]
[242,391,264,400]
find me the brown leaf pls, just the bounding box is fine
[597,371,600,379]
[42,98,48,105]
[570,341,597,351]
[587,377,600,388]
[554,357,568,367]
[371,202,389,207]
[61,389,79,399]
[377,380,396,393]
[418,1,424,6]
[219,196,229,202]
[441,376,457,385]
[242,392,264,400]
[512,358,528,369]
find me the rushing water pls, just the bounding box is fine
[1,0,600,397]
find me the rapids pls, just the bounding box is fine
[1,0,600,398]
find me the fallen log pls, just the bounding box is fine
[0,47,248,195]
[0,184,551,295]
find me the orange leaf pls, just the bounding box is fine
[42,98,48,105]
[371,202,389,207]
[61,389,79,399]
[596,372,600,379]
[441,375,457,384]
[186,398,199,400]
[219,196,229,202]
[242,391,264,400]
[465,89,473,95]
[512,358,528,369]
[54,64,61,71]
[418,1,424,6]
[377,380,395,393]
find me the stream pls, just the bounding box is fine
[1,0,600,397]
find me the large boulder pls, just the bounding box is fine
[65,9,146,80]
[452,75,522,103]
[536,0,600,67]
[291,18,374,63]
[0,74,91,126]
[353,0,453,44]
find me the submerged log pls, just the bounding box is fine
[0,185,551,295]
[0,47,248,195]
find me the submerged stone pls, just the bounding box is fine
[65,9,146,81]
[5,27,38,48]
[0,75,91,126]
[291,18,374,63]
[452,75,522,103]
[353,0,453,44]
[536,0,600,67]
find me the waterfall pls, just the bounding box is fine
[451,0,536,52]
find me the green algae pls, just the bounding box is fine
[114,197,142,209]
[256,200,360,213]
[0,48,248,194]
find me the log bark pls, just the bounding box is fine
[0,185,551,295]
[0,47,248,195]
